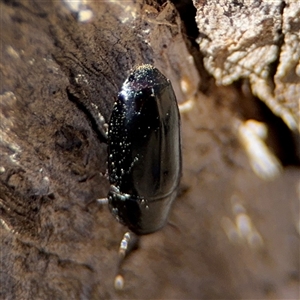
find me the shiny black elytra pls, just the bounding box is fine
[107,64,181,235]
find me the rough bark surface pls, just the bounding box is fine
[194,0,300,132]
[0,0,299,299]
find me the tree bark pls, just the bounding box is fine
[0,0,299,299]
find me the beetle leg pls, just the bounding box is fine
[118,231,139,259]
[96,198,108,205]
[114,231,139,290]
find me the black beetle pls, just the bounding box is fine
[107,64,181,235]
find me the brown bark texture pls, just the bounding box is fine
[0,0,299,299]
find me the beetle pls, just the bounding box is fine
[106,64,181,235]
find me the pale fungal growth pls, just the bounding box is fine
[194,1,299,133]
[236,213,253,238]
[43,176,50,182]
[237,119,282,181]
[119,232,131,259]
[222,195,264,249]
[0,92,19,152]
[250,76,298,131]
[231,194,246,215]
[180,78,191,94]
[0,218,17,235]
[6,45,20,59]
[178,98,195,113]
[221,217,240,243]
[77,9,93,23]
[109,0,138,24]
[75,73,89,85]
[246,230,264,249]
[0,219,12,232]
[62,0,94,23]
[177,77,196,113]
[195,1,282,85]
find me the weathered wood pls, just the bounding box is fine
[194,0,300,132]
[1,0,299,299]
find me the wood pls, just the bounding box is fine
[1,0,299,299]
